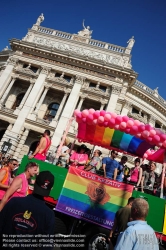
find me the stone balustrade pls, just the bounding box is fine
[134,80,166,107]
[36,26,126,54]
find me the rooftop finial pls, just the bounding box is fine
[35,13,44,26]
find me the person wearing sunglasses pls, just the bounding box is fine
[0,162,39,211]
[102,150,119,180]
[0,159,18,201]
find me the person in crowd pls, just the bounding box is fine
[102,150,119,180]
[114,198,159,250]
[0,171,55,249]
[142,162,157,193]
[29,130,51,161]
[84,149,102,173]
[70,144,88,170]
[0,162,39,211]
[59,146,70,168]
[0,158,18,200]
[127,158,143,190]
[116,156,128,182]
[108,197,135,246]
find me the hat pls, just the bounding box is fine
[33,171,54,197]
[80,144,87,149]
[61,146,69,153]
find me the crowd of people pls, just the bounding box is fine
[0,129,163,250]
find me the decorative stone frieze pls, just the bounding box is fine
[41,67,51,75]
[111,85,122,95]
[32,37,123,66]
[7,57,18,66]
[148,115,156,125]
[128,111,147,123]
[75,75,85,84]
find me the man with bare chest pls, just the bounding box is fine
[29,130,51,161]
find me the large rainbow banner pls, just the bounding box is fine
[56,167,134,229]
[77,122,153,157]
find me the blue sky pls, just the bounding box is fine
[1,0,166,99]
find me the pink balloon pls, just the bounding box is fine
[110,112,117,119]
[114,124,120,130]
[98,116,104,123]
[160,134,166,142]
[157,142,163,148]
[122,116,129,122]
[149,129,156,136]
[87,114,93,121]
[136,133,141,138]
[89,108,95,114]
[145,124,151,131]
[82,109,89,118]
[74,109,80,116]
[76,117,82,123]
[153,135,160,143]
[115,115,122,125]
[103,121,108,127]
[143,153,148,159]
[142,130,149,138]
[82,117,86,123]
[147,137,153,142]
[130,126,138,134]
[93,111,100,119]
[93,119,97,125]
[120,122,127,129]
[100,110,106,116]
[138,124,145,132]
[162,140,166,148]
[127,120,134,128]
[134,120,141,126]
[146,149,152,156]
[109,118,115,128]
[125,128,131,134]
[104,113,111,122]
[156,129,162,135]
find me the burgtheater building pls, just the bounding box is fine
[0,14,166,162]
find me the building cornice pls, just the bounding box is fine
[10,39,137,82]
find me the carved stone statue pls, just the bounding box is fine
[78,20,93,38]
[154,87,159,94]
[127,36,135,49]
[36,13,44,26]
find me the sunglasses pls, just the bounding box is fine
[13,163,18,166]
[115,153,118,155]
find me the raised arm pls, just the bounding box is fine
[83,19,86,29]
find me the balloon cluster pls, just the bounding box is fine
[143,149,156,159]
[74,109,166,149]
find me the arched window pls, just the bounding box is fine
[12,93,25,110]
[44,103,60,121]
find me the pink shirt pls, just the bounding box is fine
[70,152,88,170]
[130,167,139,183]
[10,173,28,199]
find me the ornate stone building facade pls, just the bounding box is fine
[0,14,166,162]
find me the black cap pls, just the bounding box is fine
[80,144,87,149]
[33,171,54,197]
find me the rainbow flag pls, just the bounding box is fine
[56,167,134,229]
[77,122,152,157]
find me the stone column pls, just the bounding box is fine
[0,76,18,107]
[106,85,121,112]
[34,84,50,116]
[9,67,50,145]
[50,89,70,127]
[149,115,156,127]
[100,98,107,110]
[0,57,18,97]
[76,94,87,110]
[13,128,29,159]
[121,101,132,116]
[51,75,85,150]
